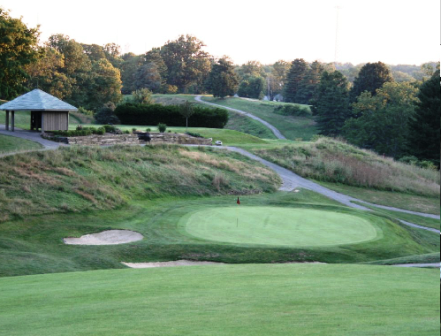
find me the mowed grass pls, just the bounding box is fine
[0,191,438,278]
[201,96,318,140]
[0,134,42,154]
[184,207,378,246]
[0,264,438,336]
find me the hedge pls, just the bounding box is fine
[115,103,229,128]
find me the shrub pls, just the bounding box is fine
[95,107,120,124]
[186,132,204,138]
[274,105,311,117]
[103,125,117,133]
[158,123,167,133]
[115,103,229,128]
[95,127,105,135]
[132,88,154,105]
[146,128,151,132]
[398,156,419,165]
[78,106,94,116]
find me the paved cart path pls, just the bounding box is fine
[195,96,287,140]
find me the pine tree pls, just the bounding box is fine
[296,61,324,104]
[315,71,351,136]
[409,70,440,165]
[350,62,394,103]
[284,59,307,102]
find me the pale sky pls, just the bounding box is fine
[2,0,439,65]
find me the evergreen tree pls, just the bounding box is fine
[206,57,239,98]
[284,59,308,102]
[296,61,324,104]
[315,71,351,136]
[408,70,440,165]
[350,62,394,103]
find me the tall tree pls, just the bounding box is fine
[134,62,161,92]
[343,82,419,158]
[144,48,168,87]
[236,61,266,80]
[0,9,42,99]
[408,70,440,165]
[350,62,394,102]
[206,57,239,98]
[268,60,290,99]
[160,35,212,92]
[238,76,265,99]
[284,59,308,102]
[315,71,351,136]
[120,53,143,94]
[296,61,325,104]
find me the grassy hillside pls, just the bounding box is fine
[0,134,42,154]
[248,137,440,214]
[0,145,279,222]
[0,265,438,336]
[151,94,277,139]
[0,111,31,129]
[201,96,318,140]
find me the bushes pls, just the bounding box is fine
[274,105,311,117]
[115,103,229,128]
[158,123,167,133]
[95,107,120,125]
[52,127,107,137]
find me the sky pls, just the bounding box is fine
[1,0,439,65]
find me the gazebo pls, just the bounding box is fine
[0,89,78,133]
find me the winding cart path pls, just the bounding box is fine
[195,95,287,140]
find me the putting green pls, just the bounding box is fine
[184,207,378,246]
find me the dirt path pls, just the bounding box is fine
[195,96,287,140]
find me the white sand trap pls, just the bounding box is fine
[64,230,143,245]
[122,260,224,268]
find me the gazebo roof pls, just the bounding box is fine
[0,89,78,112]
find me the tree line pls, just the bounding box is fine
[1,9,438,165]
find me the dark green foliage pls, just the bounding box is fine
[52,127,106,137]
[134,63,161,92]
[120,53,143,94]
[274,105,311,117]
[409,70,440,166]
[343,82,419,158]
[206,57,239,98]
[284,59,308,102]
[238,76,265,99]
[158,123,167,133]
[95,107,120,125]
[296,61,325,104]
[350,62,394,103]
[0,9,42,99]
[186,132,204,138]
[314,71,351,136]
[115,103,229,128]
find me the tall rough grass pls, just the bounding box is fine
[254,137,439,197]
[0,145,280,222]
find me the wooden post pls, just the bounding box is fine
[5,111,9,131]
[41,112,45,134]
[11,111,15,132]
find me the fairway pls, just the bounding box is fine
[184,207,378,246]
[0,265,438,336]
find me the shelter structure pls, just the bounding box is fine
[0,89,78,133]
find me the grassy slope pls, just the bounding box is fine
[246,137,440,214]
[152,94,277,139]
[0,190,438,278]
[0,111,31,129]
[0,145,279,223]
[0,265,438,336]
[0,134,42,154]
[201,96,318,140]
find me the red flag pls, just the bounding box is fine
[237,197,241,205]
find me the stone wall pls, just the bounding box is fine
[54,133,212,146]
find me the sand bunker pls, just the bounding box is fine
[122,260,223,268]
[64,230,143,245]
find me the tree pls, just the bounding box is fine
[314,71,351,136]
[87,58,122,110]
[120,53,143,94]
[236,61,266,80]
[144,48,168,87]
[180,101,195,130]
[0,9,42,99]
[343,82,419,158]
[134,62,161,92]
[132,88,154,105]
[206,57,239,98]
[350,62,394,102]
[296,61,325,104]
[270,60,291,99]
[160,35,212,92]
[284,59,308,103]
[408,70,440,165]
[238,76,265,99]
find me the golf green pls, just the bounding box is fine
[184,207,378,246]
